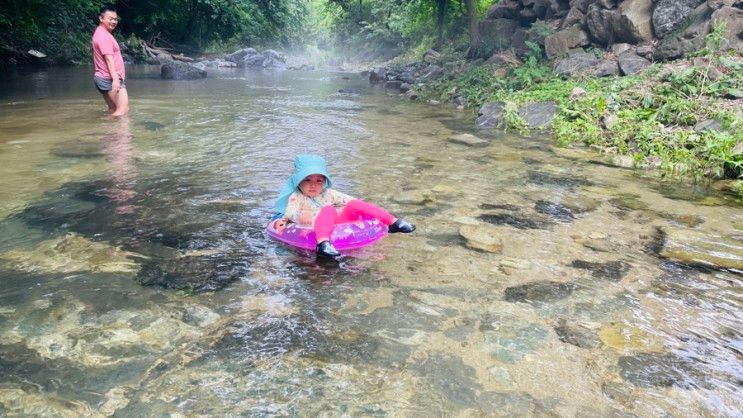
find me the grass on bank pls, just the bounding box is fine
[420,25,742,185]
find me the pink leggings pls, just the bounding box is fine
[314,199,396,241]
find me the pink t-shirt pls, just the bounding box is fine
[91,25,125,80]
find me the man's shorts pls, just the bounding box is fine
[93,76,126,94]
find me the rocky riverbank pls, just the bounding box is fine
[364,0,742,192]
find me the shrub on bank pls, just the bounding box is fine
[421,25,742,186]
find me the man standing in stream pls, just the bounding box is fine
[91,4,129,116]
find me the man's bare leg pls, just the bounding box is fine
[107,88,129,117]
[102,92,116,113]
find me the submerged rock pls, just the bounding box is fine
[599,323,659,352]
[608,194,649,211]
[504,281,580,304]
[410,353,481,407]
[483,325,550,364]
[448,133,489,146]
[479,213,552,230]
[14,178,258,292]
[50,140,104,159]
[479,203,521,211]
[136,254,248,292]
[527,170,593,189]
[480,313,550,364]
[657,212,705,228]
[140,121,166,131]
[618,353,708,388]
[649,261,705,305]
[0,233,139,274]
[554,320,601,349]
[560,195,601,213]
[534,200,575,222]
[459,224,504,253]
[656,227,743,271]
[570,260,632,281]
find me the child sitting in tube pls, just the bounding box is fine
[272,154,415,258]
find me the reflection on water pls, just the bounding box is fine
[0,66,741,416]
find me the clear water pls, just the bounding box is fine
[0,66,741,416]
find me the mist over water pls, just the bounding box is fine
[0,66,740,416]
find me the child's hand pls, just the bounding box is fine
[273,218,289,233]
[298,210,313,225]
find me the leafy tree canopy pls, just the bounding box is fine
[0,0,492,64]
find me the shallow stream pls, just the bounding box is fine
[0,66,740,416]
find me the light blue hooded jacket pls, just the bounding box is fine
[273,154,332,217]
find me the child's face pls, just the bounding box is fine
[299,174,326,198]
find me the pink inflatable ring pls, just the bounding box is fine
[266,216,387,251]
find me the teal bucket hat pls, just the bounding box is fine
[273,154,332,216]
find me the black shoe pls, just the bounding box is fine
[388,219,416,233]
[316,240,340,258]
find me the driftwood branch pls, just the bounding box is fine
[143,41,194,62]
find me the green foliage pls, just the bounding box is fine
[322,0,484,60]
[0,0,315,63]
[117,0,311,51]
[509,50,551,90]
[526,20,551,44]
[425,64,505,109]
[553,94,604,146]
[500,101,529,135]
[0,0,100,64]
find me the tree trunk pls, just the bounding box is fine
[464,0,479,58]
[435,0,447,48]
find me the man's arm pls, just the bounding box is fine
[104,54,120,92]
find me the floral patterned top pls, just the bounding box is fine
[284,189,354,225]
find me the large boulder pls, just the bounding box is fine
[474,18,521,58]
[561,6,585,28]
[593,60,621,76]
[711,6,743,51]
[486,0,520,20]
[655,3,713,60]
[617,0,655,43]
[476,102,506,129]
[242,52,264,67]
[421,65,445,81]
[519,0,549,22]
[586,7,624,45]
[569,0,594,14]
[707,0,740,9]
[586,0,654,45]
[261,49,287,69]
[618,51,652,75]
[160,61,207,80]
[224,47,257,64]
[652,0,707,38]
[544,25,590,59]
[554,50,600,77]
[368,67,387,84]
[518,101,558,129]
